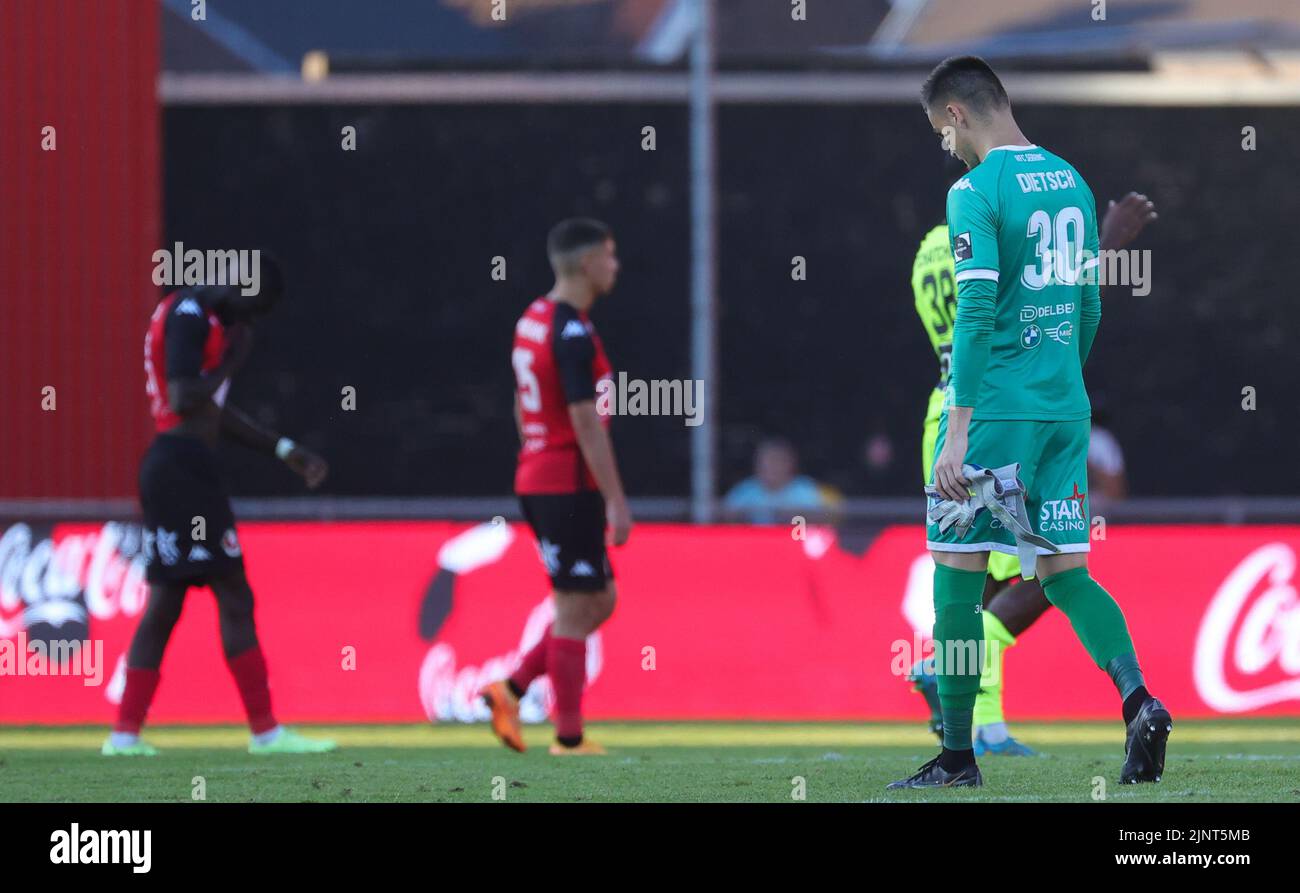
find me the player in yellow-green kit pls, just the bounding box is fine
[905,163,1158,757]
[889,56,1169,789]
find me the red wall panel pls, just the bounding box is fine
[0,1,159,497]
[2,521,1298,724]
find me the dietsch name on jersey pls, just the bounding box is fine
[511,297,613,495]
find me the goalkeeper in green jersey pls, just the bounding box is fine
[889,56,1170,790]
[907,166,1157,757]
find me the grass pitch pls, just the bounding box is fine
[2,720,1297,803]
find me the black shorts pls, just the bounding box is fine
[518,490,612,592]
[138,434,245,584]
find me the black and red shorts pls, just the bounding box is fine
[517,490,612,592]
[138,433,245,584]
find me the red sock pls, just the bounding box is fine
[225,646,278,734]
[113,667,161,734]
[548,635,587,742]
[508,623,552,695]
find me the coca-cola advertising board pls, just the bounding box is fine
[2,520,1298,723]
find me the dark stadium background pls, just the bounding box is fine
[164,103,1294,499]
[3,0,1294,508]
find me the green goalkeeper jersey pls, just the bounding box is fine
[945,144,1101,421]
[911,224,957,390]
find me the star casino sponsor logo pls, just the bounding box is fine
[1038,484,1087,532]
[1194,543,1300,712]
[1020,324,1042,349]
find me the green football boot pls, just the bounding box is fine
[249,727,338,755]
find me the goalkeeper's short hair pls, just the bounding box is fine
[921,56,1009,118]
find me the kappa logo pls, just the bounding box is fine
[536,538,561,575]
[1046,321,1073,344]
[560,319,589,339]
[950,178,974,192]
[570,560,596,578]
[1020,324,1042,349]
[953,231,973,261]
[149,528,180,566]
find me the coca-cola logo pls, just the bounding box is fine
[0,522,149,641]
[1194,543,1300,712]
[901,552,937,637]
[419,596,603,724]
[416,521,602,724]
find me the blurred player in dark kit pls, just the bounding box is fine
[481,219,631,756]
[104,254,336,756]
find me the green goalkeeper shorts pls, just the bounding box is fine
[922,390,1020,581]
[925,409,1092,561]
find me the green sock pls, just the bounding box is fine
[973,611,1017,728]
[1105,654,1146,702]
[1041,566,1144,698]
[932,564,987,751]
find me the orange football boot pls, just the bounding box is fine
[479,681,526,753]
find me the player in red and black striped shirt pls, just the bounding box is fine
[104,255,336,756]
[481,219,632,756]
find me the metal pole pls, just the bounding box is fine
[689,0,717,523]
[868,0,931,55]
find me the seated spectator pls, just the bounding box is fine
[722,438,832,525]
[1089,405,1129,516]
